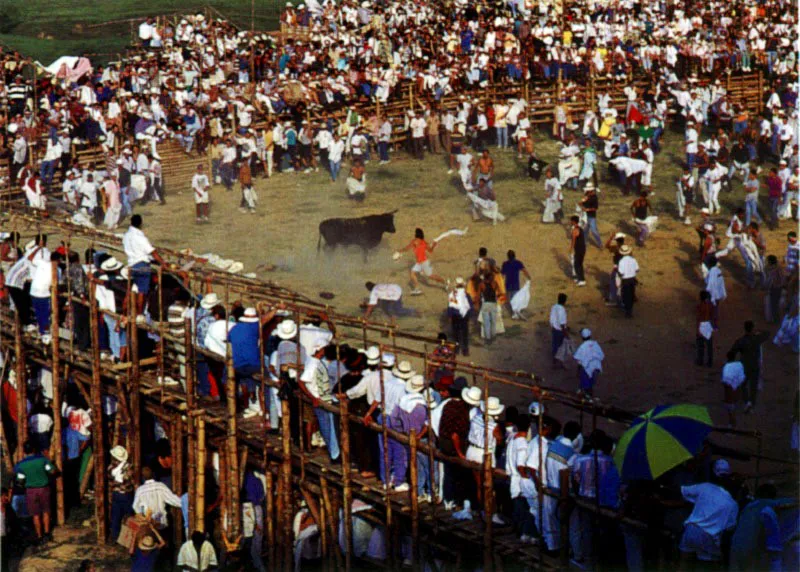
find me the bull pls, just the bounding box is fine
[317,211,397,261]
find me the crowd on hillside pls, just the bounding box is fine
[1,0,800,569]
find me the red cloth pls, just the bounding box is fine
[627,105,644,125]
[3,381,18,423]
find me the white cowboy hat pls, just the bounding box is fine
[101,257,123,272]
[381,353,396,368]
[365,345,381,365]
[455,276,465,286]
[276,319,298,339]
[240,307,259,323]
[392,360,415,380]
[462,386,482,406]
[200,293,220,310]
[481,396,505,417]
[110,445,128,463]
[405,374,425,393]
[619,245,632,255]
[614,232,625,240]
[580,328,592,339]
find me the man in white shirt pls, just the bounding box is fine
[363,282,413,324]
[122,214,165,314]
[220,139,237,190]
[377,118,392,164]
[549,293,568,367]
[410,112,427,160]
[192,164,211,223]
[138,18,154,48]
[327,133,345,182]
[617,245,639,318]
[29,247,56,338]
[78,173,99,221]
[11,132,27,184]
[132,466,182,529]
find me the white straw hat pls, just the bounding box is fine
[481,396,505,417]
[392,360,416,380]
[276,319,298,339]
[462,386,482,406]
[405,374,425,393]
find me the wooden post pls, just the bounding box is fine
[337,349,353,569]
[187,415,197,536]
[409,429,420,568]
[482,374,493,571]
[318,478,330,565]
[50,261,65,524]
[378,345,394,567]
[173,414,185,546]
[281,398,292,571]
[559,469,570,566]
[225,352,240,544]
[196,418,206,533]
[88,286,108,544]
[13,313,26,463]
[184,318,195,405]
[128,291,141,483]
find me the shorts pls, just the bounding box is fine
[679,523,721,561]
[26,485,50,516]
[451,143,462,156]
[412,259,433,276]
[683,191,694,204]
[130,261,152,295]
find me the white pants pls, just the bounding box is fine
[706,184,721,214]
[104,204,121,228]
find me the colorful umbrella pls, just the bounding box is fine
[614,404,713,481]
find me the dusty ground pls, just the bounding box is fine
[85,128,797,481]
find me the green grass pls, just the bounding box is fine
[0,0,281,64]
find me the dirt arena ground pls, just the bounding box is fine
[132,128,798,478]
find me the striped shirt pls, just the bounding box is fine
[132,479,182,528]
[786,243,799,274]
[8,83,29,102]
[571,451,620,508]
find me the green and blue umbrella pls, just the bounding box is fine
[614,404,713,481]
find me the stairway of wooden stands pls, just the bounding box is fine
[0,206,776,571]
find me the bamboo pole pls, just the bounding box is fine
[318,480,329,566]
[88,285,108,543]
[174,414,185,546]
[187,414,197,536]
[281,398,292,572]
[50,260,65,524]
[338,395,353,569]
[184,317,195,407]
[79,456,95,497]
[196,418,206,533]
[409,429,420,568]
[482,374,492,572]
[219,440,230,544]
[378,344,394,567]
[14,313,26,463]
[128,290,141,482]
[225,352,241,544]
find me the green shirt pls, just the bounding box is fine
[14,455,51,488]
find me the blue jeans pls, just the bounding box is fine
[211,159,221,182]
[235,364,261,398]
[416,448,433,496]
[221,162,235,189]
[314,407,340,461]
[769,197,781,226]
[111,491,132,541]
[120,187,131,218]
[32,296,51,335]
[586,217,602,246]
[745,199,762,226]
[578,367,598,395]
[388,435,407,486]
[378,141,389,162]
[104,314,126,359]
[496,127,508,148]
[480,302,497,340]
[552,328,565,359]
[377,413,388,484]
[329,160,341,181]
[40,160,57,188]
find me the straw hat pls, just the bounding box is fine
[580,328,592,340]
[462,386,482,406]
[481,396,505,417]
[138,534,157,552]
[365,345,381,365]
[392,360,415,380]
[101,257,123,272]
[455,276,465,286]
[110,446,128,463]
[276,319,298,340]
[381,353,396,368]
[619,245,632,255]
[405,374,425,393]
[240,307,259,323]
[200,293,220,310]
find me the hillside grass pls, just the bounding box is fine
[0,0,280,64]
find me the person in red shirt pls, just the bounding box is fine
[397,228,446,295]
[766,168,783,229]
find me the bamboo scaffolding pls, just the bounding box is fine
[266,468,275,569]
[14,313,26,463]
[225,352,241,545]
[196,417,206,533]
[281,398,292,572]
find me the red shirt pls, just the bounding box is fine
[767,175,783,199]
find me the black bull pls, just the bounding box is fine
[317,211,397,261]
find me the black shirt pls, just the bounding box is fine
[583,194,598,218]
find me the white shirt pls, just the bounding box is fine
[132,479,182,528]
[192,173,210,203]
[139,22,153,41]
[29,253,53,298]
[122,225,155,267]
[410,117,427,138]
[505,435,529,498]
[681,483,739,538]
[618,255,639,279]
[204,319,232,356]
[79,181,97,209]
[549,303,567,330]
[523,435,549,498]
[368,283,402,305]
[328,139,345,163]
[685,127,699,154]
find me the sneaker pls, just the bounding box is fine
[196,217,203,223]
[447,169,453,174]
[491,513,505,525]
[41,334,52,345]
[393,483,410,493]
[684,217,691,225]
[410,289,423,295]
[419,493,431,503]
[520,534,531,543]
[444,500,455,511]
[576,281,586,287]
[25,324,38,333]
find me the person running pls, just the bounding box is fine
[396,228,446,294]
